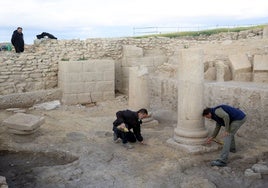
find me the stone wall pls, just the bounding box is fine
[0,27,267,115]
[0,27,265,97]
[58,60,115,105]
[0,52,58,95]
[204,81,268,130]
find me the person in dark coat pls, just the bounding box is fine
[202,104,247,167]
[36,32,57,39]
[113,108,148,149]
[11,27,24,53]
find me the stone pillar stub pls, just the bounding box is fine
[168,48,215,154]
[215,60,225,82]
[128,66,149,110]
[263,25,268,39]
[128,66,158,127]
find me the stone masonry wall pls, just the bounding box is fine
[58,60,114,105]
[0,27,265,96]
[0,27,267,121]
[204,81,268,130]
[0,52,58,95]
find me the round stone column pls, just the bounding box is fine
[173,48,208,146]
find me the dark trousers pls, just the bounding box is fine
[113,126,137,144]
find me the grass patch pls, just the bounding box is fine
[134,25,266,39]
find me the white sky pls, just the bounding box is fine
[1,0,268,43]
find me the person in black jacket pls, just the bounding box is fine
[11,27,24,53]
[36,32,57,39]
[203,105,246,167]
[113,108,148,149]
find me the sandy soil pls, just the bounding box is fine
[0,95,267,188]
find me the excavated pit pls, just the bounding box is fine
[0,150,78,188]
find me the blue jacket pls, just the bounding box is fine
[211,105,246,126]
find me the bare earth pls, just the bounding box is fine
[0,95,267,188]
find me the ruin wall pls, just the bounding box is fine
[0,27,267,129]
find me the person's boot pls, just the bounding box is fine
[230,148,236,153]
[113,133,120,143]
[211,159,226,167]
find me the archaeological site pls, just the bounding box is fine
[0,26,268,188]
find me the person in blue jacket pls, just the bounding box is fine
[113,108,148,149]
[202,104,247,167]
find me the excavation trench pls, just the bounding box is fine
[0,150,78,188]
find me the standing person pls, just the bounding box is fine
[202,104,247,167]
[113,108,148,149]
[11,27,24,53]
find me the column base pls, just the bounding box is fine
[142,116,159,127]
[167,138,221,155]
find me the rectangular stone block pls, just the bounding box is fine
[61,94,78,105]
[82,61,96,72]
[95,81,114,91]
[94,60,114,71]
[103,71,114,81]
[253,72,268,83]
[63,83,85,94]
[253,55,268,71]
[84,82,97,92]
[66,61,83,72]
[82,72,97,82]
[2,113,45,131]
[77,93,92,104]
[229,54,252,81]
[91,92,103,102]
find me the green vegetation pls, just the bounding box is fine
[134,25,266,39]
[61,58,69,61]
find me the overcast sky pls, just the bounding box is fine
[1,0,268,44]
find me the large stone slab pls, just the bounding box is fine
[7,128,39,135]
[229,53,252,81]
[2,113,45,131]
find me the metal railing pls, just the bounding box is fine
[133,24,263,36]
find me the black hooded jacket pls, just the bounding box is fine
[11,30,24,53]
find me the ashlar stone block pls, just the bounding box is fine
[229,53,252,81]
[253,55,268,71]
[2,113,45,131]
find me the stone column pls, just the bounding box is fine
[167,49,211,154]
[215,60,225,82]
[128,66,158,126]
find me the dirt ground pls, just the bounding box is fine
[0,95,267,188]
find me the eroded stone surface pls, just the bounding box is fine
[2,113,44,131]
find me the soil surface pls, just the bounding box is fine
[0,95,267,188]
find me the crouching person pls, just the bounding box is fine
[112,108,148,149]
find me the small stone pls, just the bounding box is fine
[244,168,262,179]
[252,163,268,174]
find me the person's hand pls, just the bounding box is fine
[140,141,147,145]
[117,123,128,132]
[206,137,213,144]
[118,123,126,129]
[223,131,230,137]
